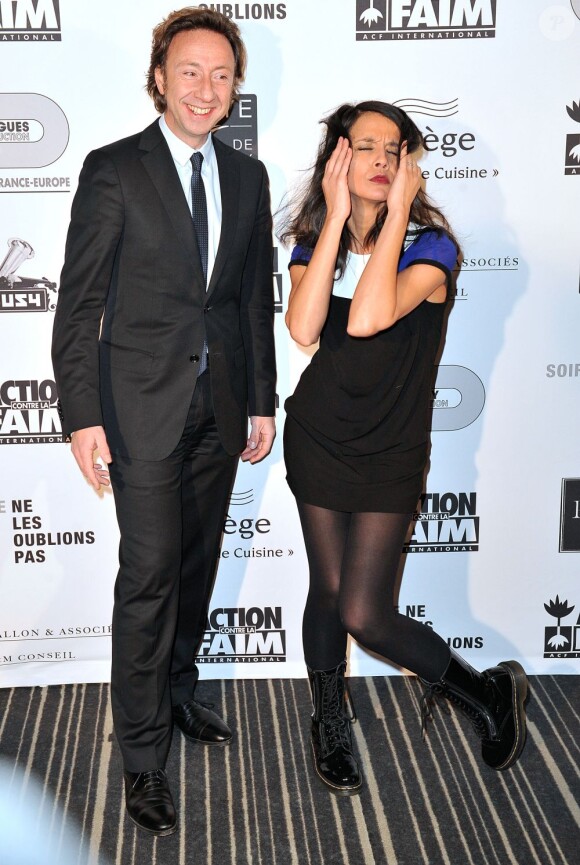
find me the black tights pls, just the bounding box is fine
[298,501,451,682]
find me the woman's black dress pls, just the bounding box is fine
[284,229,457,513]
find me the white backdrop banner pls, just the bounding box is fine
[1,0,579,687]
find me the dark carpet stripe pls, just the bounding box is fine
[0,676,579,865]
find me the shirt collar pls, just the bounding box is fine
[158,115,215,166]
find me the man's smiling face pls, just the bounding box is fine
[154,28,235,148]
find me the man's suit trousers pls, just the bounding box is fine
[109,371,237,771]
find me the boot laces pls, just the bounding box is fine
[420,684,451,739]
[320,670,352,755]
[420,682,488,739]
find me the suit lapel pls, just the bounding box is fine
[207,136,240,299]
[138,121,205,286]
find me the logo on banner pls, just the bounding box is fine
[404,491,479,552]
[393,97,458,117]
[447,634,483,650]
[453,252,519,300]
[355,0,496,41]
[431,365,485,431]
[0,650,75,666]
[400,603,433,627]
[0,497,96,564]
[544,596,579,657]
[565,100,580,175]
[546,363,580,378]
[0,94,70,182]
[230,488,255,506]
[0,625,110,639]
[196,3,287,19]
[0,379,62,444]
[399,602,483,648]
[560,478,580,552]
[0,0,61,41]
[459,255,519,272]
[392,98,498,183]
[222,489,292,559]
[214,94,258,158]
[0,238,57,312]
[224,507,271,539]
[0,616,110,669]
[199,607,286,663]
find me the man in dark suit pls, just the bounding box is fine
[52,8,276,836]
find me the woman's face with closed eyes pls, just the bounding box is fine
[347,112,401,206]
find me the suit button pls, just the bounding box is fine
[189,354,199,363]
[204,306,212,313]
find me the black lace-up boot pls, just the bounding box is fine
[307,661,362,795]
[421,651,528,770]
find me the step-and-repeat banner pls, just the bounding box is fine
[1,1,579,686]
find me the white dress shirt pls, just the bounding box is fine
[159,115,222,286]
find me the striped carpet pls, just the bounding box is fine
[0,675,579,865]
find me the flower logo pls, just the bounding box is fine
[359,1,384,27]
[544,595,575,648]
[569,143,580,164]
[566,99,580,123]
[566,101,580,164]
[564,101,580,175]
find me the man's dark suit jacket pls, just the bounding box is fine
[52,120,276,460]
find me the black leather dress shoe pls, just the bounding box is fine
[124,769,177,836]
[172,699,232,745]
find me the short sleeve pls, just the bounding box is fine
[289,244,313,268]
[399,230,458,277]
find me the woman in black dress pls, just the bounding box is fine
[281,102,528,795]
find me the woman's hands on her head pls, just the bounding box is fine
[285,137,352,346]
[387,141,422,215]
[322,137,352,224]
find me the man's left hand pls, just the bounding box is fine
[240,416,276,464]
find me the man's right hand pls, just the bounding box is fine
[70,426,112,491]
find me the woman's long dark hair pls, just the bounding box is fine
[278,101,459,277]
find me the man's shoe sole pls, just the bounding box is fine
[126,811,177,836]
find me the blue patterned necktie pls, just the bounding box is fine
[190,151,208,282]
[190,151,208,373]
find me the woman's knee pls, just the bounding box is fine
[339,603,400,651]
[306,579,341,611]
[340,603,373,645]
